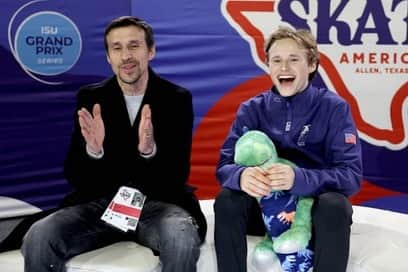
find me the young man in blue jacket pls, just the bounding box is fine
[214,26,362,272]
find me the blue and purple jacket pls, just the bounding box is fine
[216,84,362,197]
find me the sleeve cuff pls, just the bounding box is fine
[86,144,104,159]
[290,167,305,195]
[140,143,157,159]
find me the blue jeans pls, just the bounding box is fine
[21,198,201,272]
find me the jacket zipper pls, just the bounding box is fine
[284,101,292,147]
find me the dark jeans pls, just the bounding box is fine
[21,198,201,272]
[214,188,353,272]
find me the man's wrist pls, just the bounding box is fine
[86,144,104,159]
[140,143,156,158]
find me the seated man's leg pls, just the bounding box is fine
[134,200,201,272]
[21,198,122,272]
[214,188,265,272]
[312,192,353,272]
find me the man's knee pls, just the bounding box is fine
[214,189,233,214]
[313,192,353,228]
[22,217,60,254]
[214,188,246,216]
[22,211,75,257]
[160,215,201,251]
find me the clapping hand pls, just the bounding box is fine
[78,104,105,154]
[138,104,155,155]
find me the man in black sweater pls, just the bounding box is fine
[21,16,206,272]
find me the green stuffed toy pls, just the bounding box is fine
[234,130,314,271]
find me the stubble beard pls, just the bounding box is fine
[118,62,142,85]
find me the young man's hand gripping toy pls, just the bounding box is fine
[235,130,314,272]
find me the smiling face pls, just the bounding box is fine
[267,38,316,97]
[106,25,155,93]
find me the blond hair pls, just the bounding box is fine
[265,26,319,79]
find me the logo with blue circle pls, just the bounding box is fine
[10,9,82,84]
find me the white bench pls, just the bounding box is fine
[1,200,408,272]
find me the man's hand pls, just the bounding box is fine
[78,104,105,154]
[265,163,295,191]
[240,167,273,198]
[138,104,155,155]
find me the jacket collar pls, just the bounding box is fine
[103,67,158,129]
[270,84,319,115]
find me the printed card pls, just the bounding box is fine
[101,186,146,232]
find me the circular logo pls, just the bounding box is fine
[14,11,82,76]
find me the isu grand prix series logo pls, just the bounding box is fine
[8,0,82,85]
[220,0,408,150]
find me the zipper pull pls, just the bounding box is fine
[285,121,291,132]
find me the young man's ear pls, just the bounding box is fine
[308,62,317,73]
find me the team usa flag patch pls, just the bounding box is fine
[345,133,357,144]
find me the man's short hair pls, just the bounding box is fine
[104,16,154,53]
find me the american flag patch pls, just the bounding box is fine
[345,133,356,144]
